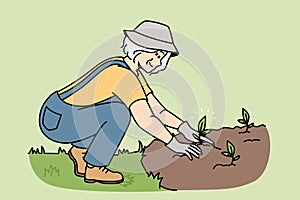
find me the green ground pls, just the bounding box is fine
[28,143,166,192]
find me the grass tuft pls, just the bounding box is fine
[120,174,135,188]
[138,140,144,153]
[44,165,60,177]
[57,147,67,154]
[28,146,67,155]
[147,172,163,188]
[115,149,130,155]
[28,146,45,154]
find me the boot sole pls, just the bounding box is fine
[84,178,124,184]
[68,151,86,177]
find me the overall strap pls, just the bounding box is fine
[59,60,130,99]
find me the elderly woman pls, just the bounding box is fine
[39,20,211,184]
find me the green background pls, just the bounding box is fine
[1,0,299,199]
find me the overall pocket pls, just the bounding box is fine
[42,106,62,131]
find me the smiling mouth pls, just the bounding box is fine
[146,60,154,68]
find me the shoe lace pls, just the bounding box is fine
[100,167,109,173]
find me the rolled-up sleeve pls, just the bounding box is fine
[114,71,147,107]
[137,71,153,96]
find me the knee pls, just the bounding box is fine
[109,103,131,131]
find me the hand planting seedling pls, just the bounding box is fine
[192,116,215,146]
[213,140,240,169]
[237,108,254,134]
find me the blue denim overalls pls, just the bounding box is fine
[39,60,131,166]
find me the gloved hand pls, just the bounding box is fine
[166,136,202,160]
[178,121,215,145]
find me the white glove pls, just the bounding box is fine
[178,121,215,145]
[166,137,202,160]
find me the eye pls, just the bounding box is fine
[157,55,161,59]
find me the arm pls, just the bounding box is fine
[129,99,172,144]
[114,69,202,157]
[129,99,202,160]
[146,93,183,129]
[147,93,215,145]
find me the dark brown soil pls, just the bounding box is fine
[141,124,270,190]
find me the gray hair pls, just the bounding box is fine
[122,37,171,74]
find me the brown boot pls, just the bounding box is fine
[84,165,124,184]
[68,146,87,177]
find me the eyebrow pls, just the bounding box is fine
[160,51,167,55]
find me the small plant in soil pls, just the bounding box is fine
[192,116,212,145]
[237,108,254,134]
[213,140,240,169]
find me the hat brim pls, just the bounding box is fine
[123,30,179,57]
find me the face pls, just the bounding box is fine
[135,50,167,73]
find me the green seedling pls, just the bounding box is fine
[192,116,212,145]
[237,108,254,134]
[221,140,240,165]
[213,140,240,170]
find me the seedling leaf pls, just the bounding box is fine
[221,152,232,157]
[227,140,235,155]
[234,155,240,161]
[202,129,212,135]
[248,122,254,128]
[237,119,246,124]
[198,116,206,132]
[193,133,200,140]
[242,108,250,123]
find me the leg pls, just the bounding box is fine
[83,102,130,184]
[68,103,130,178]
[72,136,94,148]
[84,102,130,166]
[68,107,109,177]
[68,137,95,177]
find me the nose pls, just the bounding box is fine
[153,57,162,67]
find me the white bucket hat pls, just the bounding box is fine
[123,20,179,57]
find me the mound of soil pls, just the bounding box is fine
[141,125,270,190]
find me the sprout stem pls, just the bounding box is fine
[245,125,250,133]
[239,124,250,134]
[231,157,235,165]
